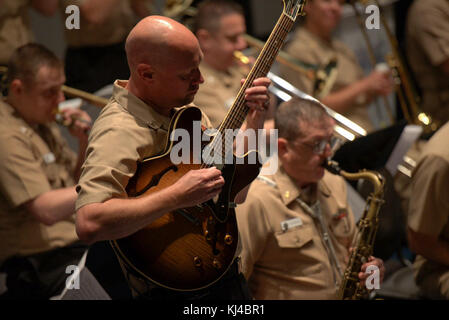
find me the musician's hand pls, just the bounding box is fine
[242,77,271,130]
[172,167,225,208]
[358,256,385,289]
[364,70,394,97]
[62,108,92,141]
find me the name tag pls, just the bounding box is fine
[280,217,303,232]
[43,152,56,164]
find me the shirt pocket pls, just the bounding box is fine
[274,224,314,249]
[329,207,352,240]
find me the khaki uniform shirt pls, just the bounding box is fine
[406,0,449,125]
[407,122,449,290]
[76,80,212,209]
[0,99,78,263]
[0,0,32,65]
[193,62,247,128]
[236,165,356,300]
[280,28,374,133]
[75,80,241,296]
[61,0,137,48]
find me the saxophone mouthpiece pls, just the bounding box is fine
[322,159,341,175]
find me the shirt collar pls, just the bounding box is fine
[112,80,172,131]
[272,165,332,206]
[200,62,242,88]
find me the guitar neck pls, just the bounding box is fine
[218,13,295,134]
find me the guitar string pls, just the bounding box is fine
[200,13,294,168]
[201,14,292,168]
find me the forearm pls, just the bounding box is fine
[408,228,449,267]
[73,140,88,182]
[76,186,181,244]
[26,187,77,225]
[30,0,59,16]
[321,79,368,114]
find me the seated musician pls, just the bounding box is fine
[236,97,385,299]
[280,0,393,133]
[407,121,449,299]
[75,15,271,300]
[0,0,59,96]
[192,0,250,128]
[0,43,91,299]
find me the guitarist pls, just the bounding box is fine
[75,15,271,299]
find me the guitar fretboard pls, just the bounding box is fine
[201,13,295,167]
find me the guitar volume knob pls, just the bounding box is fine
[193,256,202,268]
[212,259,222,269]
[224,234,233,245]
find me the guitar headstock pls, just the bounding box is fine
[282,0,307,21]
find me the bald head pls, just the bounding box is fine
[125,16,200,74]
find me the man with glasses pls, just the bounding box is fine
[236,97,384,299]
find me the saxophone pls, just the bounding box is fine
[324,160,385,300]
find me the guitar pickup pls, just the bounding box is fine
[176,209,200,226]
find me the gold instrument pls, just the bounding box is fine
[241,34,338,98]
[324,159,385,300]
[354,0,438,133]
[233,50,367,142]
[149,0,196,19]
[61,85,108,108]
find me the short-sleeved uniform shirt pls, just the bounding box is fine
[193,62,247,128]
[0,0,32,65]
[280,27,374,133]
[406,0,449,125]
[76,80,212,209]
[75,80,245,295]
[407,122,449,292]
[236,165,356,300]
[61,0,138,48]
[0,99,79,263]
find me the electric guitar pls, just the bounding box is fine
[111,0,307,291]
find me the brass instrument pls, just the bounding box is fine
[61,85,108,108]
[242,34,338,98]
[354,0,438,134]
[185,2,338,98]
[233,49,365,142]
[324,159,385,300]
[150,0,196,19]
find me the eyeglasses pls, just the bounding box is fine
[302,136,341,155]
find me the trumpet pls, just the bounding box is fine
[240,34,338,99]
[62,85,108,108]
[233,50,366,142]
